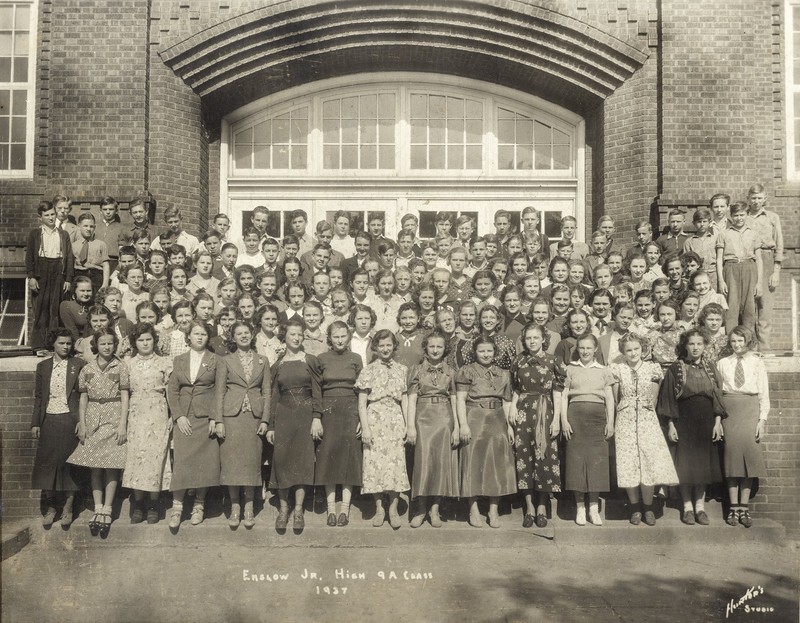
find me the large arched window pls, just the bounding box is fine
[221,74,585,242]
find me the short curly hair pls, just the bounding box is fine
[129,322,157,356]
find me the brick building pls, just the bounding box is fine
[0,1,797,527]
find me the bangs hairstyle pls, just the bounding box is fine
[135,300,163,323]
[369,329,399,355]
[519,322,550,354]
[183,320,210,347]
[129,322,157,356]
[676,328,708,361]
[618,332,649,354]
[397,301,421,324]
[326,320,352,349]
[697,302,725,327]
[728,325,757,352]
[253,303,280,328]
[278,317,306,343]
[170,299,194,323]
[471,333,496,357]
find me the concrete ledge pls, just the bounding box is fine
[1,521,31,560]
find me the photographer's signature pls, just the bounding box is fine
[726,585,775,618]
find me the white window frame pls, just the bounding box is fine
[221,73,585,239]
[0,0,37,178]
[787,1,800,180]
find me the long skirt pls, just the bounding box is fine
[171,414,220,490]
[268,391,315,489]
[615,403,678,489]
[361,397,410,494]
[315,395,362,486]
[411,398,459,498]
[721,393,766,479]
[122,390,172,492]
[672,395,723,485]
[219,412,263,487]
[565,402,609,493]
[32,412,79,491]
[460,404,516,498]
[514,393,561,493]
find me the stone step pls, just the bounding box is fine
[24,490,785,549]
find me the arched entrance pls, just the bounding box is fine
[220,73,585,242]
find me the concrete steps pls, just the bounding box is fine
[22,489,786,549]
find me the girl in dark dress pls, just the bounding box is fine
[266,318,322,531]
[31,329,86,528]
[60,275,93,341]
[406,330,459,528]
[657,329,725,526]
[460,305,516,370]
[314,321,364,526]
[456,334,516,528]
[509,323,563,528]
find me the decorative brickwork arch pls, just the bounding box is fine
[159,0,648,125]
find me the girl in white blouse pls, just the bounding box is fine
[716,326,770,528]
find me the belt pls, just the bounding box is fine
[724,258,755,264]
[417,396,448,404]
[322,389,356,397]
[88,397,121,404]
[467,399,502,409]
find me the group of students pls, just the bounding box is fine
[27,186,778,534]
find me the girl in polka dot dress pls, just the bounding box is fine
[68,328,130,536]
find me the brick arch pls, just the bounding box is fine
[159,0,648,124]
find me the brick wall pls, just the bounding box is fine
[3,361,797,533]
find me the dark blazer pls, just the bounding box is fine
[340,255,367,284]
[25,227,75,283]
[32,356,86,427]
[167,350,218,421]
[215,351,271,422]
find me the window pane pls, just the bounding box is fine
[429,145,445,169]
[13,32,28,56]
[517,144,533,170]
[341,145,358,169]
[13,56,27,81]
[235,128,253,146]
[378,93,394,118]
[0,33,11,56]
[446,97,464,117]
[497,107,514,119]
[10,116,25,141]
[0,57,9,82]
[360,94,376,118]
[535,146,552,169]
[273,116,290,143]
[273,146,289,169]
[429,95,446,118]
[517,119,533,142]
[447,145,463,169]
[323,145,339,169]
[429,118,445,143]
[447,118,464,139]
[378,145,394,169]
[360,145,377,169]
[498,145,514,170]
[291,116,307,141]
[466,145,482,169]
[544,212,562,239]
[465,119,482,144]
[291,145,307,169]
[323,99,339,118]
[410,120,426,143]
[253,143,269,168]
[341,96,358,119]
[253,121,270,144]
[7,144,23,169]
[360,120,376,144]
[378,119,394,143]
[410,145,427,169]
[322,118,338,143]
[0,118,8,142]
[534,121,551,144]
[466,99,483,118]
[12,90,26,115]
[0,8,12,27]
[410,94,427,118]
[341,117,357,143]
[15,5,30,29]
[233,144,251,169]
[0,144,8,169]
[553,144,571,170]
[498,119,515,144]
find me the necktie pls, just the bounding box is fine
[734,356,745,388]
[78,240,89,265]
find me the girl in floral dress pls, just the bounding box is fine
[460,305,516,369]
[648,300,683,371]
[122,323,173,524]
[698,303,729,365]
[509,323,563,528]
[356,329,410,529]
[67,329,129,537]
[611,333,678,526]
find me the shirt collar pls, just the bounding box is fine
[570,359,603,369]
